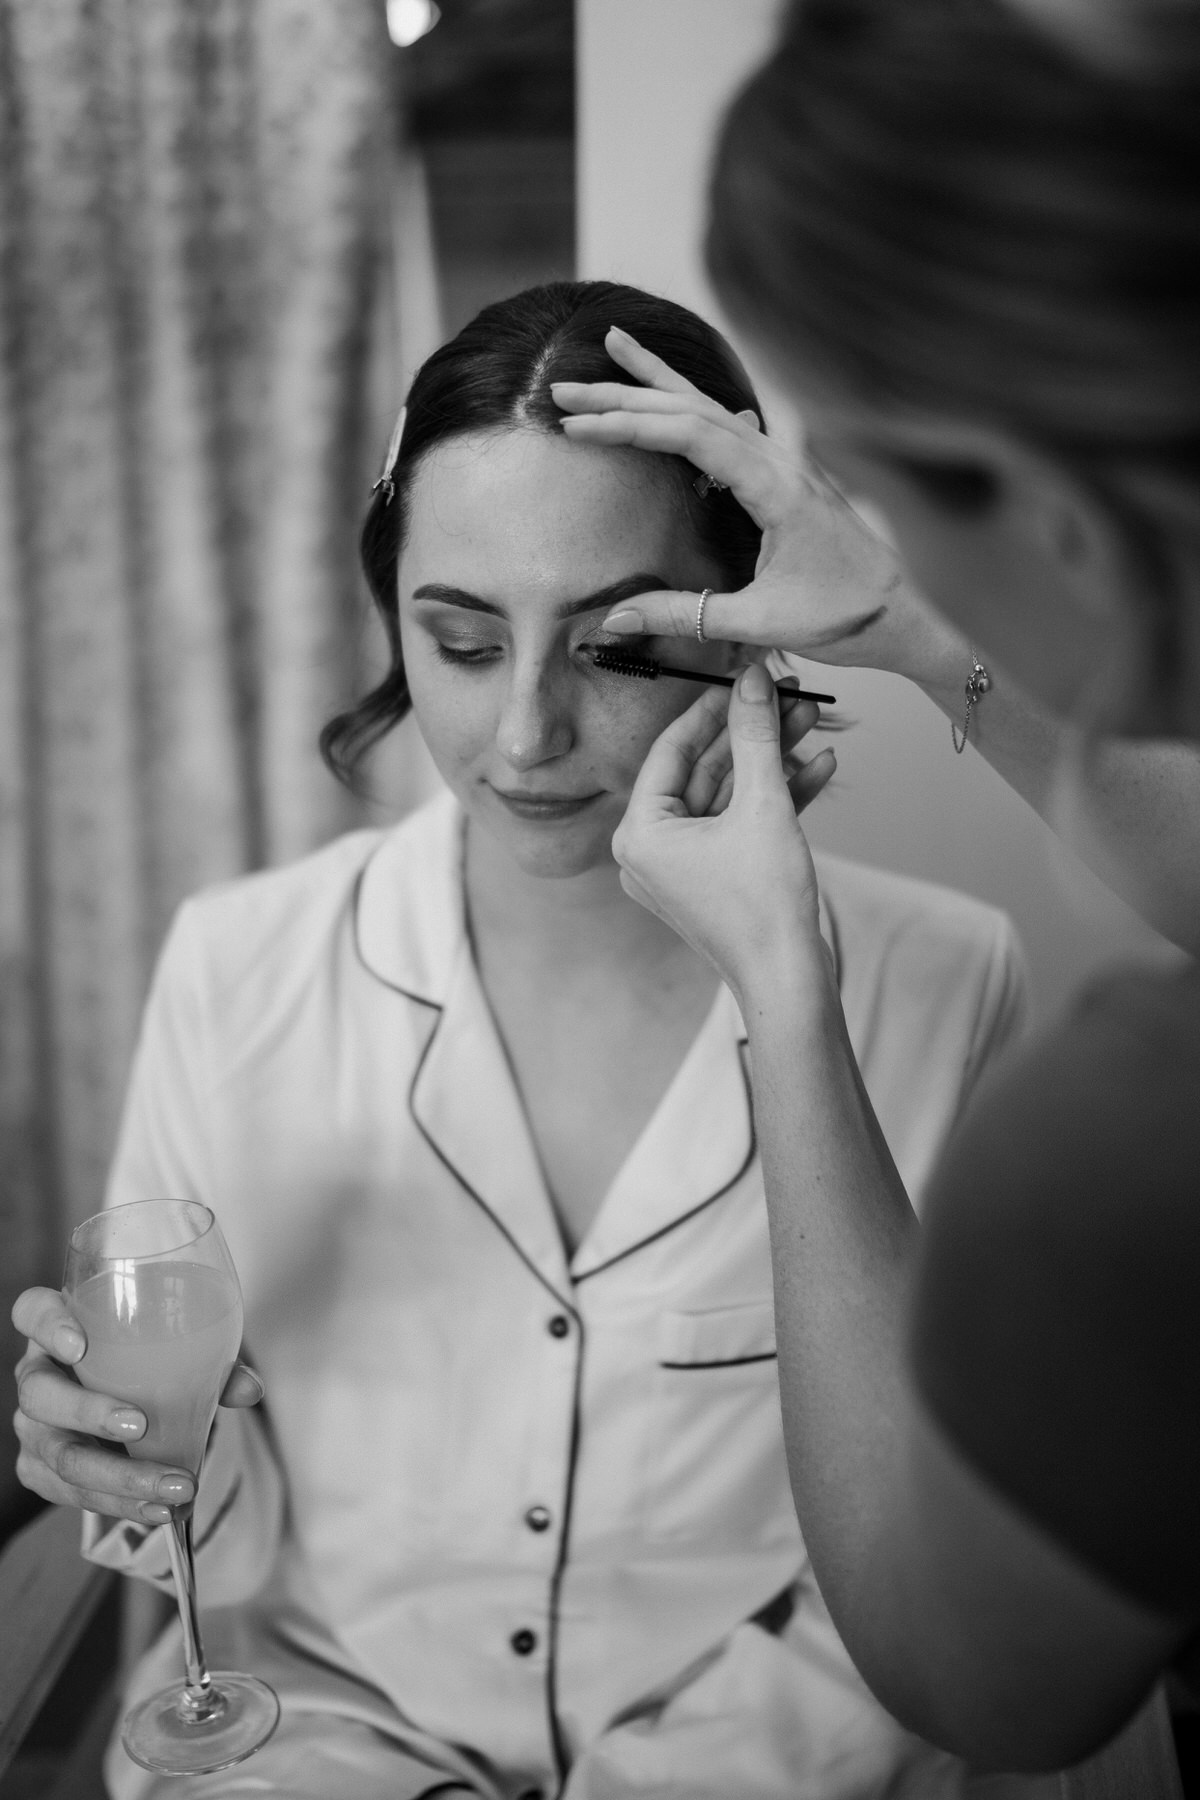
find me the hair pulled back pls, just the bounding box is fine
[708,0,1200,703]
[710,0,1200,448]
[320,279,765,786]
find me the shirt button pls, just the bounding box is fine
[547,1314,570,1338]
[510,1627,537,1656]
[524,1505,552,1533]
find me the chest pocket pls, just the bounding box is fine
[642,1300,794,1546]
[659,1299,778,1369]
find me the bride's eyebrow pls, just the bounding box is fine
[410,573,666,621]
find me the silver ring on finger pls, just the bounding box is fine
[696,588,713,643]
[693,472,728,497]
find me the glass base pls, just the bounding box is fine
[121,1671,280,1776]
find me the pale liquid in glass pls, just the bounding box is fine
[70,1262,242,1475]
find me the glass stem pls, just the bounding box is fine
[162,1514,221,1722]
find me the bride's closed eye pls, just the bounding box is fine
[433,640,504,668]
[428,622,658,673]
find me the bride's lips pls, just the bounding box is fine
[491,787,604,821]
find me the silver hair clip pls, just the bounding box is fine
[371,405,407,505]
[693,471,728,498]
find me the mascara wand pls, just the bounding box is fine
[589,647,836,706]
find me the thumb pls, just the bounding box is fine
[220,1361,265,1408]
[728,663,788,797]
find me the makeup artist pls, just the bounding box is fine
[553,0,1200,1772]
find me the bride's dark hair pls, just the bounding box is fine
[320,280,766,786]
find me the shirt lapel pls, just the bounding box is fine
[355,792,572,1303]
[571,984,755,1281]
[410,936,574,1302]
[354,790,463,1006]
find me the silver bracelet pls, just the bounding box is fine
[951,654,992,754]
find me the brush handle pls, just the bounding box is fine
[656,662,836,705]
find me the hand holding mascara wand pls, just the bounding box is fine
[587,645,836,706]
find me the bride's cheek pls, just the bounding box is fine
[617,711,674,780]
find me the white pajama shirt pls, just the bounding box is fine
[86,792,1027,1800]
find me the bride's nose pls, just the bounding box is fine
[495,660,576,771]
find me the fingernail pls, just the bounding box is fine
[549,381,579,391]
[739,663,773,704]
[140,1502,172,1525]
[602,609,645,636]
[110,1408,146,1439]
[158,1475,195,1503]
[607,325,635,344]
[241,1367,266,1403]
[55,1327,85,1362]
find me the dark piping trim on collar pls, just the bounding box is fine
[407,1004,576,1312]
[350,860,443,1010]
[573,1053,757,1285]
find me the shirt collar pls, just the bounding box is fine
[353,790,465,1006]
[354,790,841,1010]
[571,982,755,1281]
[354,794,768,1289]
[353,795,838,1286]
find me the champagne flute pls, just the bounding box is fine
[64,1198,280,1775]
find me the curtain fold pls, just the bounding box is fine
[0,0,399,1531]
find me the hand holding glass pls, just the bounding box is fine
[64,1199,279,1775]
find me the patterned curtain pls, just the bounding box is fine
[0,0,400,1531]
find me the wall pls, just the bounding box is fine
[576,0,1176,1021]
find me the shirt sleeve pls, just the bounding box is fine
[958,911,1029,1108]
[105,900,216,1213]
[89,902,284,1603]
[910,968,1200,1617]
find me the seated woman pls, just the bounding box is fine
[13,282,1027,1800]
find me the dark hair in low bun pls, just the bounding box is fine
[320,279,766,787]
[709,0,1200,442]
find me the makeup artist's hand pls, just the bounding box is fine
[12,1285,264,1525]
[553,328,960,686]
[615,673,834,1003]
[683,678,833,818]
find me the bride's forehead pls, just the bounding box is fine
[409,427,678,538]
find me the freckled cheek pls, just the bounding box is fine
[405,659,500,778]
[587,685,687,788]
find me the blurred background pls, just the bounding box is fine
[0,0,1176,1568]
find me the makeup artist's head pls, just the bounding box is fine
[321,281,765,878]
[708,0,1200,743]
